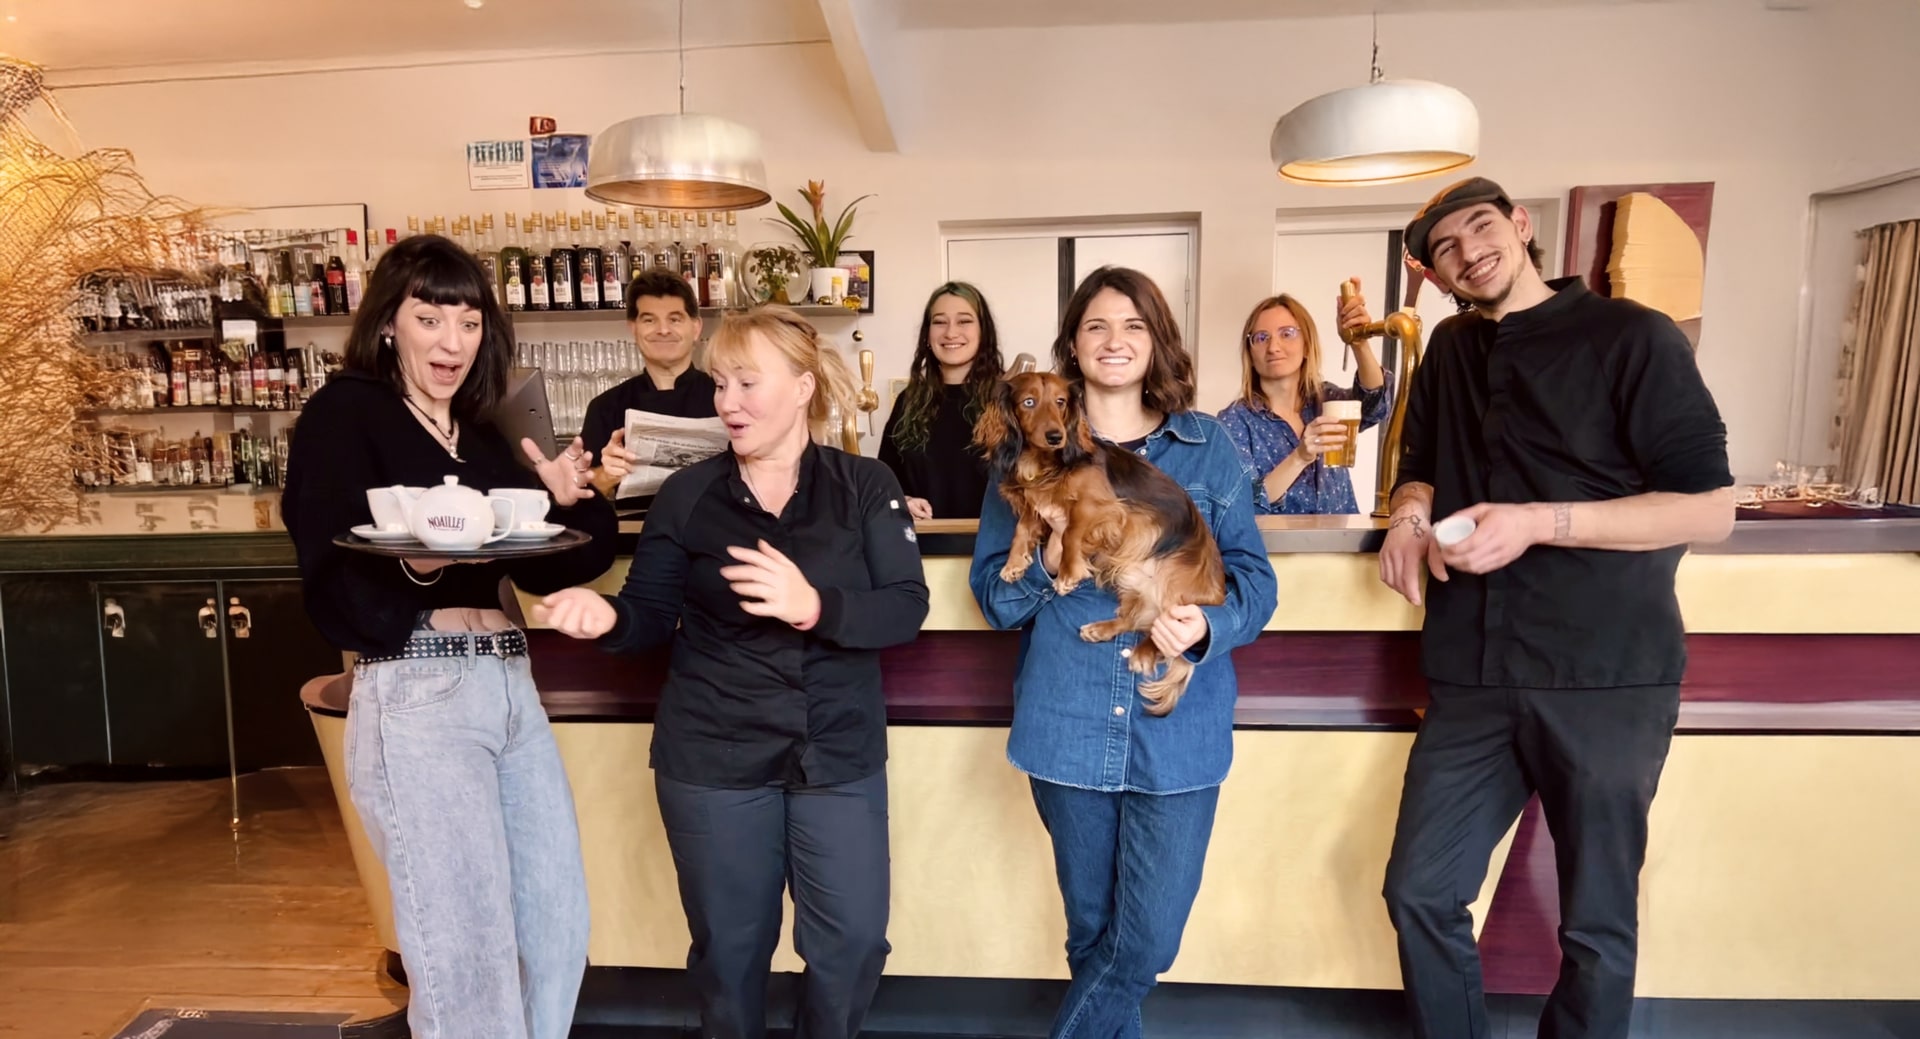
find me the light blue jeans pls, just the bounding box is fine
[347,633,589,1039]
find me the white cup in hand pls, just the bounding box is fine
[491,487,552,529]
[1434,514,1477,547]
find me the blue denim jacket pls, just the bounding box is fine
[969,410,1279,794]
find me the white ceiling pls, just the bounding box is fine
[887,0,1686,31]
[1,0,830,73]
[0,0,1809,75]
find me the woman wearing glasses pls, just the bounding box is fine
[1216,282,1390,515]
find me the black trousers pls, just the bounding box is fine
[1382,682,1681,1039]
[655,770,892,1039]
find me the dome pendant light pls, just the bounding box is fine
[585,0,771,210]
[1270,16,1479,187]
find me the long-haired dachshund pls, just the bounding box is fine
[974,370,1227,715]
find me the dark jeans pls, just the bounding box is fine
[1029,778,1221,1039]
[655,770,891,1039]
[1383,683,1682,1039]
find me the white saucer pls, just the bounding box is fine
[351,524,418,543]
[503,523,566,542]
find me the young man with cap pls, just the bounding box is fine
[1376,177,1736,1039]
[583,271,719,509]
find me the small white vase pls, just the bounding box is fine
[810,267,850,306]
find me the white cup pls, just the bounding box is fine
[366,487,423,533]
[1434,514,1477,547]
[490,487,552,529]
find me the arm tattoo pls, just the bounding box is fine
[1553,502,1572,542]
[1390,513,1427,538]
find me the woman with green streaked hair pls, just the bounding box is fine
[877,281,1005,519]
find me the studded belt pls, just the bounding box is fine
[357,629,528,666]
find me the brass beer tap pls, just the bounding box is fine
[856,348,880,435]
[1339,274,1426,518]
[839,347,880,455]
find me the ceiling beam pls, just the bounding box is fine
[816,0,899,153]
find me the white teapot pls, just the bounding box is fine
[400,476,516,550]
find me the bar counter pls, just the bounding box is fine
[298,509,1920,1000]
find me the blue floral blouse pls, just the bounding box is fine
[1216,372,1394,515]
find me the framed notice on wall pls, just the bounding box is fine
[837,250,875,313]
[467,140,529,190]
[532,134,591,189]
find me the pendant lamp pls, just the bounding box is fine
[1270,18,1478,187]
[585,0,771,210]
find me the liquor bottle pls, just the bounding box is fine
[577,216,602,311]
[325,246,348,315]
[692,212,713,308]
[677,221,700,300]
[148,345,170,407]
[284,346,305,406]
[309,263,329,317]
[212,434,231,487]
[402,216,420,241]
[477,214,502,304]
[550,217,578,311]
[602,214,628,311]
[654,215,679,289]
[527,215,552,312]
[234,350,253,407]
[266,350,285,411]
[250,349,269,407]
[705,214,730,308]
[501,214,527,311]
[305,342,328,396]
[190,437,209,485]
[290,250,313,317]
[343,230,365,313]
[216,355,232,406]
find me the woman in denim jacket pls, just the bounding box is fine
[970,266,1278,1039]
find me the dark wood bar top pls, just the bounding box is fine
[4,502,1916,573]
[521,629,1920,734]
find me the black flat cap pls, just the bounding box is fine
[1404,176,1511,267]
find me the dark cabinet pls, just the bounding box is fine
[98,582,229,769]
[0,572,339,780]
[224,579,335,771]
[2,578,110,771]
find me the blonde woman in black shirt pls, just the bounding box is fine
[538,306,929,1039]
[283,235,616,1039]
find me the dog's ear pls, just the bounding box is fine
[1061,379,1094,466]
[973,377,1023,476]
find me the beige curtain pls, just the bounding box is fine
[1835,220,1920,503]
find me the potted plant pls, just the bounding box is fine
[772,180,872,304]
[744,244,803,305]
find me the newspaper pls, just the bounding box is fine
[616,409,729,499]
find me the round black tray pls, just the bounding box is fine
[332,528,591,560]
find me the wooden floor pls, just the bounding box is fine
[0,768,405,1038]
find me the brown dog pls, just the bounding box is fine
[973,371,1226,715]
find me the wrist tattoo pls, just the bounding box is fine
[1390,513,1427,537]
[1553,502,1572,541]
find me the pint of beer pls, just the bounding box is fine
[1321,400,1362,468]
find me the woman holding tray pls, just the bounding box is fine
[282,233,616,1039]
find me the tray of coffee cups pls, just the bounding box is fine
[333,479,592,560]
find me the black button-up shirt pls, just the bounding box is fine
[1394,278,1733,689]
[602,443,930,787]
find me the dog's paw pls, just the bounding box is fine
[1080,621,1122,643]
[1054,572,1086,596]
[1000,561,1030,584]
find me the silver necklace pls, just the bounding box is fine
[741,461,796,512]
[405,395,462,461]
